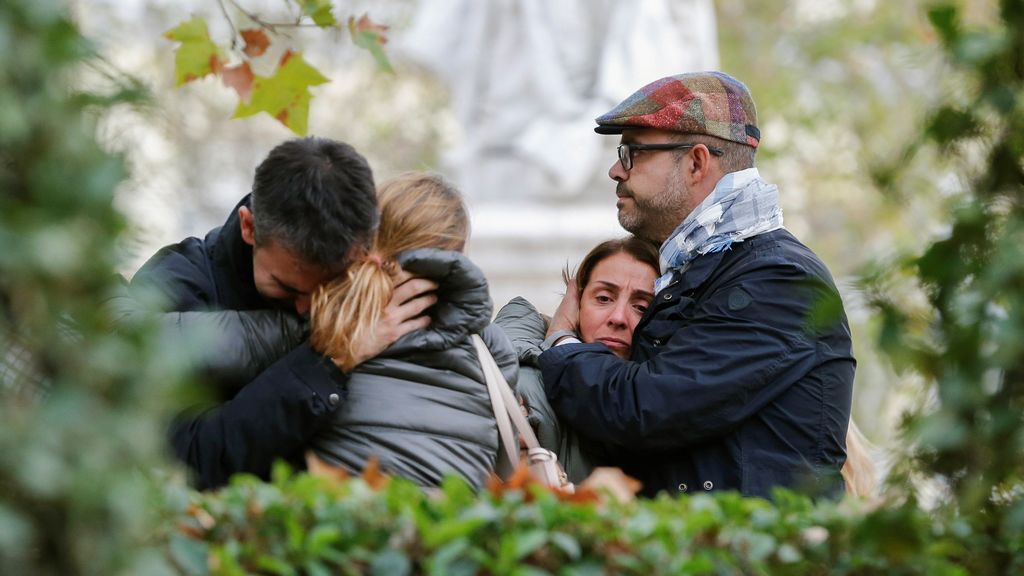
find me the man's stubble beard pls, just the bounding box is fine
[616,169,691,244]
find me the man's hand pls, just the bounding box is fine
[546,278,580,338]
[344,268,438,369]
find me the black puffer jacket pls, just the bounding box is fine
[127,195,348,490]
[310,249,518,489]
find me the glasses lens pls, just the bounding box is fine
[617,144,631,171]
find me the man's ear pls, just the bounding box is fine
[688,144,716,185]
[238,206,256,247]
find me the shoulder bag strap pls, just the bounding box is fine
[471,334,519,471]
[471,334,542,447]
[472,334,574,491]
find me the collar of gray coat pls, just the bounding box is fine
[379,248,493,355]
[493,296,548,364]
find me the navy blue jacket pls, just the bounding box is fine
[131,195,347,490]
[539,229,855,499]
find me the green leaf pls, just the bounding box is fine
[927,107,980,146]
[233,51,329,135]
[256,555,298,576]
[286,514,305,553]
[347,14,394,73]
[298,0,336,27]
[271,460,295,485]
[927,4,960,46]
[428,539,477,576]
[370,549,411,576]
[805,286,846,336]
[953,31,1007,64]
[164,16,223,86]
[211,546,247,576]
[304,560,332,576]
[776,542,802,563]
[167,533,209,575]
[733,530,777,562]
[421,516,488,548]
[305,524,342,557]
[513,529,548,560]
[912,411,969,450]
[514,567,553,576]
[549,532,581,560]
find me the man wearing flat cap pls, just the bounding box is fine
[538,71,855,498]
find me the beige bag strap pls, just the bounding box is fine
[472,335,517,469]
[473,335,574,492]
[471,335,542,469]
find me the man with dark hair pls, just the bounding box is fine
[539,72,855,498]
[129,137,436,489]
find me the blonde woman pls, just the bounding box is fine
[306,172,518,489]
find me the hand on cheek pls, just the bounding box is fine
[546,278,580,338]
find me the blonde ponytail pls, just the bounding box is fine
[310,252,397,372]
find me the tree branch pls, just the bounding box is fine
[216,0,239,50]
[227,0,324,36]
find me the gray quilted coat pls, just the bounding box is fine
[309,249,518,489]
[493,296,609,484]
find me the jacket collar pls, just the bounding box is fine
[208,194,272,310]
[381,248,493,355]
[659,248,729,295]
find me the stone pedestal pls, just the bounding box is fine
[467,203,625,316]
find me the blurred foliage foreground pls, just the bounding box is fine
[4,0,1024,574]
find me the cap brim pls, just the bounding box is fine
[594,124,625,135]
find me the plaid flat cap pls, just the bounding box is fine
[595,71,760,148]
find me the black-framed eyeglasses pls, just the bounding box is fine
[616,143,724,171]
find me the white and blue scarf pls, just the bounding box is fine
[655,168,784,294]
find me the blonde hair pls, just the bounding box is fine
[310,172,469,370]
[842,419,877,498]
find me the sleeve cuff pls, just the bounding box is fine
[285,343,349,411]
[541,329,580,351]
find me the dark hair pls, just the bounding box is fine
[563,236,661,295]
[250,137,378,271]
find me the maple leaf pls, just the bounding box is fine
[221,62,254,102]
[164,16,224,85]
[348,14,393,73]
[360,456,391,490]
[488,460,576,502]
[487,460,534,496]
[305,450,350,483]
[298,0,336,27]
[239,28,270,58]
[233,50,328,135]
[557,484,602,505]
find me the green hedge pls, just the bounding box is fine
[166,464,1012,576]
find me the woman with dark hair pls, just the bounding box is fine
[494,236,660,483]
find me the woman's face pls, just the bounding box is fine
[578,251,658,359]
